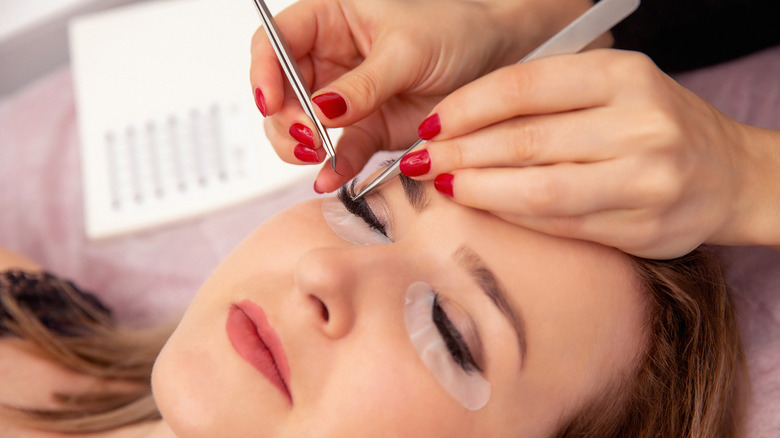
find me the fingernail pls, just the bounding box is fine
[289,123,315,147]
[313,179,325,194]
[418,114,441,140]
[294,144,323,163]
[434,173,454,197]
[399,150,431,177]
[254,88,267,117]
[312,93,347,119]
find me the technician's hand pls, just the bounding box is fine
[400,49,780,258]
[250,0,602,193]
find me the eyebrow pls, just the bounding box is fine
[454,246,528,368]
[396,175,528,368]
[399,175,430,213]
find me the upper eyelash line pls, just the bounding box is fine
[432,293,483,374]
[339,182,388,237]
[340,180,481,374]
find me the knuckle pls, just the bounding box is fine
[626,98,686,150]
[447,142,467,170]
[386,31,423,54]
[605,51,659,87]
[635,161,682,206]
[348,69,382,103]
[646,108,683,140]
[500,65,535,103]
[508,121,543,163]
[521,177,562,214]
[431,139,467,171]
[634,111,683,152]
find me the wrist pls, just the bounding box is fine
[714,123,780,248]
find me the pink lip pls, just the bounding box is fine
[226,300,291,402]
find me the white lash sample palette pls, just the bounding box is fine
[70,0,310,239]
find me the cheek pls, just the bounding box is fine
[186,200,333,311]
[298,341,477,438]
[152,320,291,437]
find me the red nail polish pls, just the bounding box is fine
[434,173,454,197]
[254,88,267,117]
[289,123,315,147]
[400,150,431,177]
[418,114,441,140]
[312,93,347,119]
[294,144,323,163]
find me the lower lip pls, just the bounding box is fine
[226,300,291,402]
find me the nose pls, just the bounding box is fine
[295,244,408,339]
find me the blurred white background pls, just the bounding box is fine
[0,0,152,97]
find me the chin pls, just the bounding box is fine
[151,310,288,437]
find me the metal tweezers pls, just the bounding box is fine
[350,0,640,200]
[252,0,340,174]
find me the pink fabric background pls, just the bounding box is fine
[1,45,779,434]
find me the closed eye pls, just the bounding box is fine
[433,293,482,373]
[339,182,388,237]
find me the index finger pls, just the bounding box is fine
[249,0,321,116]
[426,50,629,141]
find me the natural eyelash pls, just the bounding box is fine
[341,179,479,373]
[338,181,388,237]
[432,293,482,374]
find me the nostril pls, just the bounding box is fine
[310,295,329,322]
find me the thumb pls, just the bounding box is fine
[312,41,415,126]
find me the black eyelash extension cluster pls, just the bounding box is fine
[338,182,388,236]
[432,294,482,373]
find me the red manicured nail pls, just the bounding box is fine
[418,114,441,140]
[312,93,347,119]
[294,144,323,163]
[289,123,315,147]
[254,88,267,117]
[434,173,454,197]
[400,150,431,177]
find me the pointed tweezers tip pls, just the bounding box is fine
[329,157,344,177]
[350,139,424,201]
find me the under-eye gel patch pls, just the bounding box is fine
[404,282,491,410]
[321,196,391,245]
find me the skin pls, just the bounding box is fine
[250,0,605,192]
[0,252,174,438]
[252,0,780,259]
[410,49,780,258]
[152,176,646,438]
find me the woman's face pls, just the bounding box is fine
[152,176,646,438]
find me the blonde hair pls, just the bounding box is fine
[555,246,744,437]
[1,246,744,436]
[0,271,171,433]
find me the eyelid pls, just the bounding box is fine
[340,183,394,240]
[323,191,390,245]
[404,282,492,410]
[435,294,485,373]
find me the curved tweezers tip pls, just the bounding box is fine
[330,157,344,177]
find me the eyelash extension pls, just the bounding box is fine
[338,182,388,237]
[432,293,482,374]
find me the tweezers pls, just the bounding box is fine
[351,0,640,200]
[252,0,340,174]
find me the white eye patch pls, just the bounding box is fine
[404,282,491,411]
[321,196,391,245]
